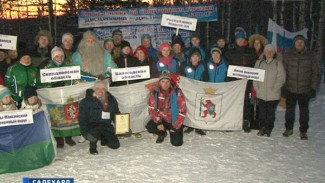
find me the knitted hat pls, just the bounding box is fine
[264,44,276,53]
[136,45,149,58]
[234,27,247,41]
[159,43,171,52]
[141,34,152,43]
[24,85,38,100]
[0,85,11,100]
[51,46,64,60]
[293,35,306,43]
[191,32,200,40]
[93,80,108,91]
[62,33,73,43]
[120,41,131,50]
[159,70,171,81]
[104,37,114,46]
[171,34,185,48]
[18,49,30,61]
[34,29,53,46]
[210,44,222,55]
[83,30,97,40]
[112,29,122,37]
[248,34,267,48]
[189,47,201,58]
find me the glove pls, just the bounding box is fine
[308,89,316,99]
[85,133,97,143]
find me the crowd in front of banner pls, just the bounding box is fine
[0,24,320,159]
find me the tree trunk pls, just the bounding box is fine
[221,0,225,35]
[280,0,285,27]
[316,0,325,63]
[48,0,54,45]
[298,1,305,30]
[273,0,277,22]
[309,0,314,50]
[293,2,297,31]
[226,2,231,43]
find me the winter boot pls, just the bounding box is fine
[89,148,98,155]
[56,138,64,148]
[282,129,293,137]
[195,129,206,136]
[184,127,194,134]
[300,132,308,140]
[257,129,265,136]
[265,130,272,137]
[65,137,76,146]
[243,120,251,133]
[156,133,167,143]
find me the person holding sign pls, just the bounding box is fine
[146,70,187,146]
[72,30,117,78]
[0,85,17,111]
[134,45,153,83]
[253,44,285,137]
[151,43,179,78]
[5,49,40,107]
[61,33,75,65]
[79,80,120,155]
[206,45,228,83]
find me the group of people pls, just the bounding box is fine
[0,25,320,155]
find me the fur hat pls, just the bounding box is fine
[62,33,74,43]
[171,34,185,48]
[83,30,97,40]
[93,80,108,91]
[112,29,122,37]
[293,35,306,44]
[159,70,171,81]
[24,85,38,100]
[0,85,11,100]
[159,43,171,52]
[210,44,222,55]
[34,29,53,47]
[248,34,268,48]
[51,46,64,60]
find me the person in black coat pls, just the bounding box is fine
[79,80,120,155]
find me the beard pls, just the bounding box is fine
[78,40,105,76]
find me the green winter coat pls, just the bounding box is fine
[5,63,40,102]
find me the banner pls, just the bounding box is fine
[78,4,217,28]
[178,77,247,130]
[94,25,191,51]
[267,19,308,54]
[37,82,95,137]
[111,66,150,82]
[40,66,81,83]
[227,65,265,82]
[0,110,33,127]
[0,111,55,174]
[161,14,197,31]
[0,34,17,50]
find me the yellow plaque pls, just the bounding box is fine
[115,113,130,135]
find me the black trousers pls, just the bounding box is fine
[285,92,310,133]
[146,120,183,146]
[88,125,120,150]
[257,99,279,131]
[244,80,253,122]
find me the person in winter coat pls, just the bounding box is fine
[141,34,158,62]
[5,49,40,107]
[253,44,285,137]
[181,48,207,135]
[30,29,53,70]
[104,37,119,59]
[134,45,153,82]
[112,41,139,86]
[151,43,179,78]
[185,32,206,62]
[61,33,75,65]
[216,36,228,56]
[0,85,17,111]
[20,85,49,118]
[248,34,268,60]
[146,70,187,146]
[225,27,259,133]
[79,80,120,155]
[206,45,228,83]
[171,34,186,66]
[0,49,9,80]
[282,35,320,140]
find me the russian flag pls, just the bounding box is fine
[267,19,308,54]
[0,111,56,174]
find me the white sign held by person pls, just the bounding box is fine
[161,14,197,31]
[111,66,150,82]
[0,34,17,50]
[40,66,81,83]
[227,65,265,82]
[0,110,33,127]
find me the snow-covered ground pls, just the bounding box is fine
[1,84,325,183]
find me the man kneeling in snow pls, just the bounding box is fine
[146,70,187,146]
[79,80,120,155]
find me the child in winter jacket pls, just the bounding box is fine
[0,85,17,111]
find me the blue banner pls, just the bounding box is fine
[78,4,218,28]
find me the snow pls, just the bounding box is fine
[1,84,325,183]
